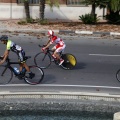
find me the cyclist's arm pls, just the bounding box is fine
[45,40,50,46]
[0,50,9,65]
[44,42,51,49]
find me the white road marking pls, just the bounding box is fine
[1,84,120,89]
[89,54,120,57]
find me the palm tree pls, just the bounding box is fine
[106,0,120,23]
[110,0,120,12]
[39,0,59,20]
[84,0,109,15]
[84,0,109,23]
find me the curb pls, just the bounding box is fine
[0,91,120,115]
[0,28,120,36]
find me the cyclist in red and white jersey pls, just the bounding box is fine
[42,30,66,65]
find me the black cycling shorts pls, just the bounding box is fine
[18,50,26,63]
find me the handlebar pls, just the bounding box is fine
[38,44,46,48]
[0,56,3,60]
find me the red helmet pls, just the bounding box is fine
[47,30,54,36]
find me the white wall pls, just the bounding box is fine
[0,3,106,20]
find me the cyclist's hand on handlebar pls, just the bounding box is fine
[43,44,46,47]
[0,56,3,60]
[41,47,46,52]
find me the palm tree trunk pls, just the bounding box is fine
[39,0,45,20]
[24,0,30,20]
[91,2,96,24]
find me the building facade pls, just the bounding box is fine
[0,0,16,3]
[0,0,106,20]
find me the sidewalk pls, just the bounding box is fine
[0,19,120,36]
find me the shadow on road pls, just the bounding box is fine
[74,62,86,70]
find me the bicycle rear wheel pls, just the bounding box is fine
[24,66,44,85]
[34,52,51,69]
[61,53,77,70]
[0,65,13,84]
[116,69,120,82]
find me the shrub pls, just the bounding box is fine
[106,14,120,24]
[79,13,99,24]
[26,18,35,23]
[18,20,27,25]
[36,19,49,25]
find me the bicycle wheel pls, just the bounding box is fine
[61,53,77,70]
[116,69,120,82]
[24,66,44,85]
[0,65,13,84]
[34,52,51,69]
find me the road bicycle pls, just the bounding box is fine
[34,45,77,70]
[116,69,120,82]
[0,56,44,85]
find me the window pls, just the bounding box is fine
[17,0,39,4]
[66,0,86,5]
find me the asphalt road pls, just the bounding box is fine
[0,33,120,94]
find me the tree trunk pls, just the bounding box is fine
[24,0,30,20]
[91,3,96,15]
[91,2,96,24]
[39,0,45,20]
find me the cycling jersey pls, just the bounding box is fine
[50,36,65,48]
[6,40,25,63]
[7,40,22,52]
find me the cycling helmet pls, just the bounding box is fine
[47,30,54,36]
[0,35,8,41]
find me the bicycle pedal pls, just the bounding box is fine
[29,73,35,79]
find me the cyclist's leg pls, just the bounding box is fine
[18,50,33,77]
[18,50,28,71]
[55,45,66,65]
[51,46,57,59]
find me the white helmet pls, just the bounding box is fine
[47,30,54,36]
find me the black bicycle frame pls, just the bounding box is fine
[45,48,62,59]
[2,58,21,76]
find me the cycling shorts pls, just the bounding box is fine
[53,44,66,53]
[18,50,26,63]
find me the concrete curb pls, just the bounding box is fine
[0,28,120,36]
[0,91,120,116]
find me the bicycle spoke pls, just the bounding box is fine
[0,66,13,84]
[24,66,44,85]
[34,52,51,69]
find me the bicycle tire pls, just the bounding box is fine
[61,53,77,70]
[34,52,51,69]
[116,69,120,82]
[0,65,13,84]
[24,66,44,85]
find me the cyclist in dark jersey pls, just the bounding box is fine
[0,35,34,78]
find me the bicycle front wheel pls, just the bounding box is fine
[0,65,13,85]
[116,69,120,82]
[61,53,77,70]
[24,66,44,85]
[34,52,51,69]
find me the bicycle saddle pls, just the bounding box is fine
[24,56,31,60]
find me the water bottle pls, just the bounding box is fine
[14,67,20,74]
